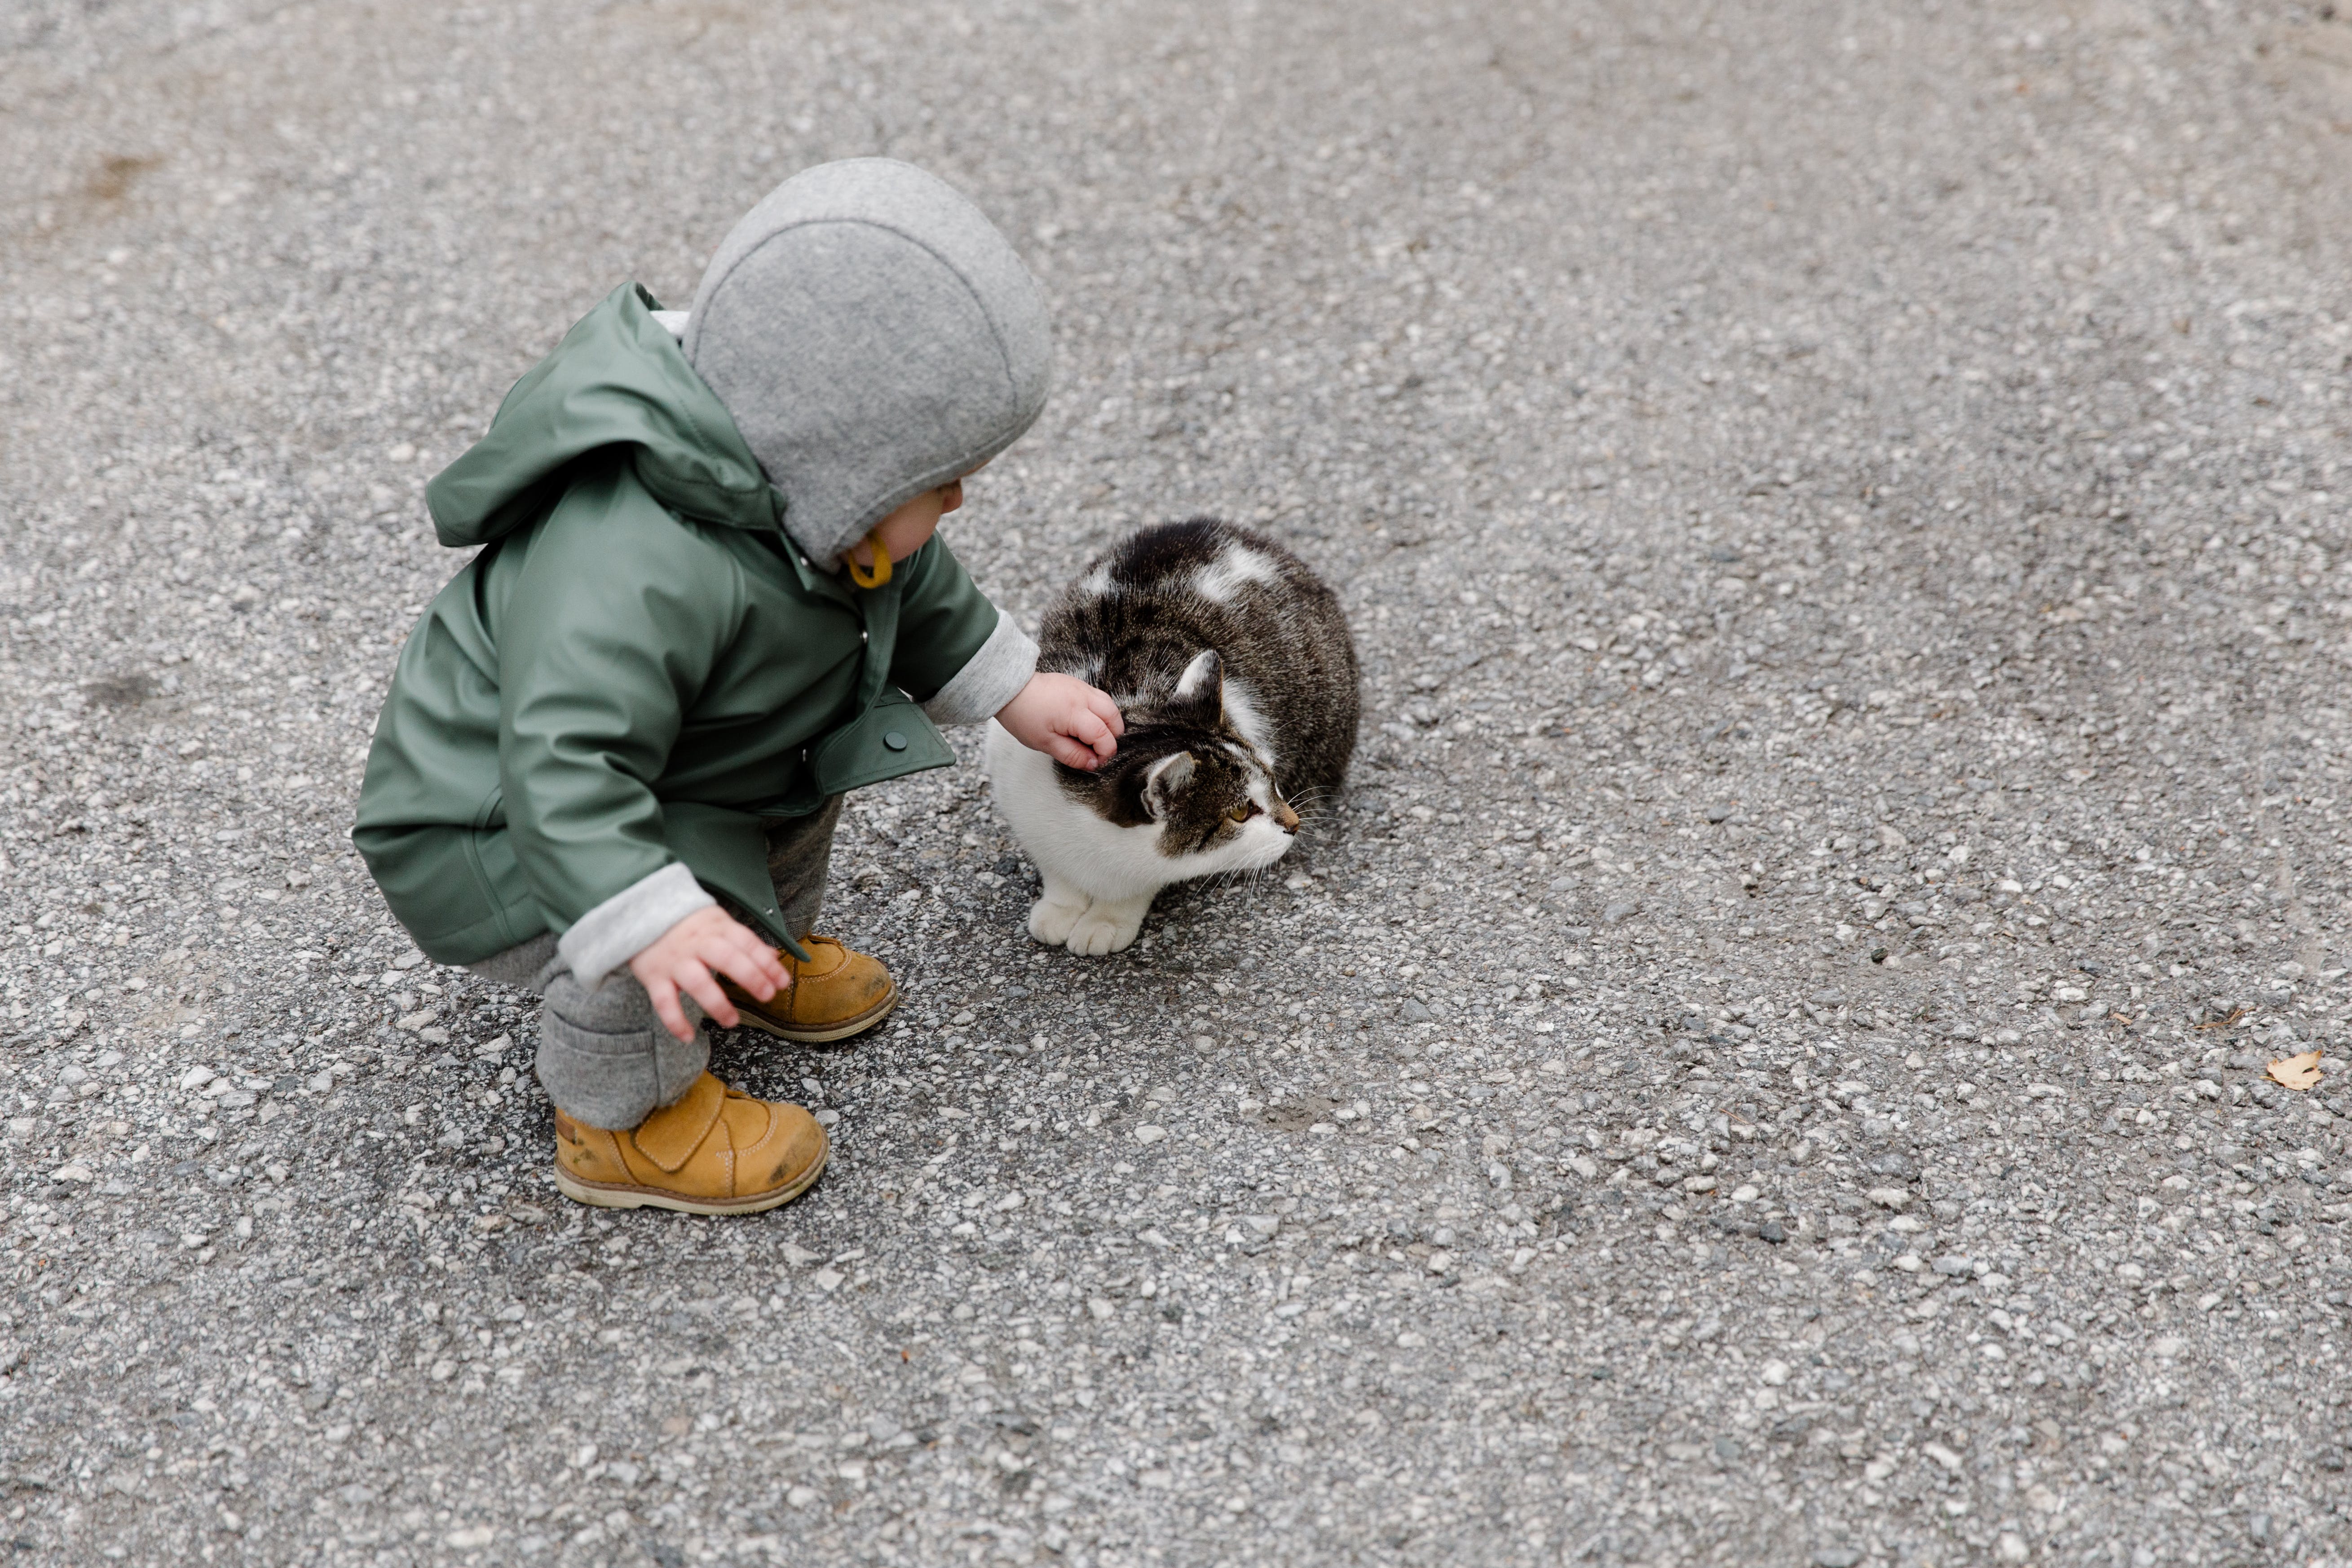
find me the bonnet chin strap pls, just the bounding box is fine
[845,531,892,589]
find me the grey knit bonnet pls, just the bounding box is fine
[680,159,1053,565]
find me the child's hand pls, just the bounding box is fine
[627,906,790,1042]
[998,672,1125,770]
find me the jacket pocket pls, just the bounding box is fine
[769,693,954,817]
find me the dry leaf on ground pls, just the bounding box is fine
[2266,1051,2323,1091]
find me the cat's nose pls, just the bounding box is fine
[1272,800,1300,832]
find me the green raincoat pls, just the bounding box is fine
[352,284,1005,965]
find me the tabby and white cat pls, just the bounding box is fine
[986,517,1359,954]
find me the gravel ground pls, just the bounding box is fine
[6,2,2352,1564]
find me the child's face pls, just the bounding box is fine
[844,464,984,574]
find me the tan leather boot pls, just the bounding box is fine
[551,1072,828,1215]
[723,934,896,1043]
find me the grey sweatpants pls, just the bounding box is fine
[470,798,844,1130]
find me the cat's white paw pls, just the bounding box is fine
[1028,894,1090,946]
[1064,900,1148,956]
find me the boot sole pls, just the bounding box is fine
[550,1131,830,1216]
[732,980,898,1044]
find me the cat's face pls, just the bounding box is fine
[1049,646,1302,873]
[1056,732,1300,872]
[1132,738,1300,866]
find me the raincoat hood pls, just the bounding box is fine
[424,282,776,551]
[680,157,1054,565]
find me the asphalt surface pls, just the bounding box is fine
[5,2,2352,1564]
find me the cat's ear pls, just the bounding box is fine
[1173,649,1222,725]
[1142,750,1196,820]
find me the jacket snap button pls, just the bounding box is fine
[883,730,908,751]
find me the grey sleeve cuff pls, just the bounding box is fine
[556,862,717,986]
[921,611,1039,725]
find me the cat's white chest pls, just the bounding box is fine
[984,722,1170,904]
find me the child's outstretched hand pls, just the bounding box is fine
[999,671,1125,770]
[628,906,790,1042]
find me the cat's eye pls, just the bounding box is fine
[1227,803,1260,824]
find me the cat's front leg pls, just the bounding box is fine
[1064,893,1153,956]
[1027,874,1094,947]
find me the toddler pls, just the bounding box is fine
[353,159,1121,1214]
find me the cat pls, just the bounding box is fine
[986,517,1359,955]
